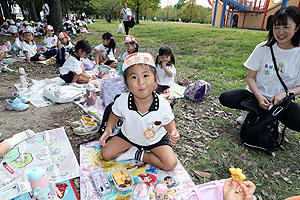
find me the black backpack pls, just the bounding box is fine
[240,45,295,155]
[240,96,293,155]
[128,17,135,28]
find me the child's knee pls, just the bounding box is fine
[100,148,113,161]
[162,159,177,171]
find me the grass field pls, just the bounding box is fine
[77,20,300,199]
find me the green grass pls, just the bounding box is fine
[75,20,299,199]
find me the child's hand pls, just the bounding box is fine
[117,57,121,62]
[169,130,180,145]
[91,75,97,80]
[99,130,112,147]
[223,178,243,200]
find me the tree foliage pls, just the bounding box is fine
[174,0,187,10]
[90,0,120,23]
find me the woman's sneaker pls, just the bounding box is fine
[5,98,29,111]
[11,92,30,104]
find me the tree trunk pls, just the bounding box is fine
[28,0,38,21]
[48,0,63,34]
[19,4,27,20]
[136,0,140,24]
[0,0,11,19]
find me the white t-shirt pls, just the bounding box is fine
[122,51,130,59]
[42,3,50,16]
[60,41,73,52]
[1,28,9,34]
[112,92,174,146]
[14,37,23,49]
[8,25,18,34]
[44,35,58,48]
[121,8,132,21]
[156,63,176,86]
[22,41,37,58]
[60,53,83,75]
[244,42,300,99]
[95,43,116,61]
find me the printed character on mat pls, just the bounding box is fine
[60,40,96,84]
[155,46,176,94]
[219,6,300,132]
[100,53,180,171]
[94,32,117,68]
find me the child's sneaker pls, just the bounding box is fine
[5,98,29,111]
[11,92,30,104]
[73,123,99,135]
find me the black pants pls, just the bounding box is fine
[123,21,130,35]
[219,89,300,132]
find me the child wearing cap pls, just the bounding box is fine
[117,35,139,64]
[94,32,117,68]
[8,20,18,35]
[43,25,57,59]
[100,53,180,171]
[1,22,9,34]
[59,40,96,84]
[56,32,74,65]
[13,29,24,55]
[23,28,47,62]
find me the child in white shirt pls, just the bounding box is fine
[94,32,117,68]
[43,25,57,59]
[100,53,180,171]
[56,32,74,65]
[60,40,95,84]
[22,28,46,62]
[155,46,176,93]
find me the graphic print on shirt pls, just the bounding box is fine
[143,121,162,140]
[264,61,285,75]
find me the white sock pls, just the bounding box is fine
[4,129,35,149]
[115,146,143,162]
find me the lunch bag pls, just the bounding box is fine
[184,80,211,101]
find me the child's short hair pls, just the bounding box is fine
[75,40,91,54]
[155,46,175,65]
[122,53,157,82]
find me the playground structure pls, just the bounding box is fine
[208,0,300,30]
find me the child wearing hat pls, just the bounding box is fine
[99,53,180,171]
[56,32,74,65]
[1,22,9,34]
[8,20,18,35]
[117,35,139,63]
[23,28,46,62]
[43,25,57,59]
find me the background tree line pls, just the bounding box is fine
[0,0,211,28]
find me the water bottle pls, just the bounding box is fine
[19,68,27,88]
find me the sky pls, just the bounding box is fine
[160,0,212,8]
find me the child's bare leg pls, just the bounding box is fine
[38,55,45,61]
[0,142,10,158]
[109,61,117,69]
[101,137,132,161]
[0,50,4,60]
[77,73,90,84]
[94,52,100,65]
[143,146,177,170]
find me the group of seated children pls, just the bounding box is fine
[10,25,74,64]
[60,32,176,95]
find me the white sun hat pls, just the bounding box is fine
[122,52,155,72]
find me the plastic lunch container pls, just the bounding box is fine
[90,168,112,196]
[111,169,134,192]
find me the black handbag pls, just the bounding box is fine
[240,45,295,155]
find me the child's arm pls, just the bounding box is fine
[101,57,109,65]
[161,62,173,77]
[24,52,31,63]
[164,120,180,145]
[99,113,120,146]
[57,40,61,49]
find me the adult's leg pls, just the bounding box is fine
[123,21,129,35]
[279,102,300,132]
[219,89,254,110]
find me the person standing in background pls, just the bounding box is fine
[42,0,50,25]
[120,2,132,35]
